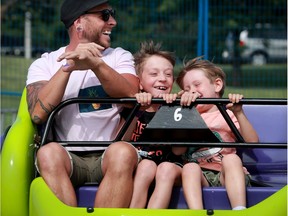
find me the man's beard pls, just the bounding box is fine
[82,31,110,49]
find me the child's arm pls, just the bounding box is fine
[118,92,152,141]
[227,93,259,142]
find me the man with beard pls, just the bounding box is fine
[26,0,139,208]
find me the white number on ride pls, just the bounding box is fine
[174,107,183,121]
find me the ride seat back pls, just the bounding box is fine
[243,105,287,143]
[240,105,287,187]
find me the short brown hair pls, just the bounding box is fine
[134,41,176,76]
[176,57,226,97]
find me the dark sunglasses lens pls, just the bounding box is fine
[110,9,116,18]
[102,9,115,21]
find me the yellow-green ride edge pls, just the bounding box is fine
[1,89,287,216]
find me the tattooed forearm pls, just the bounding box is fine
[32,100,55,124]
[32,115,42,124]
[27,81,55,123]
[38,99,55,114]
[27,82,46,114]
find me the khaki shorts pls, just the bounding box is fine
[35,147,104,187]
[203,169,251,187]
[69,151,104,187]
[36,143,140,187]
[70,143,141,187]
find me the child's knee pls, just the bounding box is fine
[222,154,243,171]
[182,163,201,177]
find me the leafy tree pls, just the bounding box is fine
[1,0,286,62]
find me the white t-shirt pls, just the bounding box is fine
[27,46,136,151]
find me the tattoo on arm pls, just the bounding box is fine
[27,82,55,122]
[32,115,42,124]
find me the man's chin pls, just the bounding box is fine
[100,41,111,49]
[100,37,111,48]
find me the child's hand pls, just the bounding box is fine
[160,93,178,104]
[226,93,243,113]
[135,92,177,107]
[180,91,200,106]
[135,92,152,106]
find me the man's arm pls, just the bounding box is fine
[91,61,139,97]
[26,67,71,124]
[59,43,139,97]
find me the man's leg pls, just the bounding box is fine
[94,141,138,207]
[37,142,77,206]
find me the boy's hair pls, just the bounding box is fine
[176,56,226,97]
[134,41,176,76]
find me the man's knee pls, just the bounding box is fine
[37,142,69,171]
[37,142,63,161]
[102,141,138,172]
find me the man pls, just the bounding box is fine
[26,0,139,208]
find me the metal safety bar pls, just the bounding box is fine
[40,98,287,148]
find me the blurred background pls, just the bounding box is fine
[1,0,287,133]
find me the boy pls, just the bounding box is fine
[176,57,259,210]
[128,41,182,208]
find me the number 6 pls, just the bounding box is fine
[174,107,182,121]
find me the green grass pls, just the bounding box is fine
[172,84,287,98]
[1,56,34,92]
[1,56,34,108]
[1,55,287,133]
[1,56,287,109]
[1,56,34,133]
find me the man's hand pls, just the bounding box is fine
[57,43,105,72]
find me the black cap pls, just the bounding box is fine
[61,0,109,29]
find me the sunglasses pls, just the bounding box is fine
[84,9,116,22]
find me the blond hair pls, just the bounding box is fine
[176,57,226,97]
[134,41,176,76]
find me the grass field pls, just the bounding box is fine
[1,55,287,133]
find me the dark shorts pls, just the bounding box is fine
[202,169,251,187]
[137,149,183,167]
[69,151,104,187]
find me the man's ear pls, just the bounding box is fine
[73,18,83,32]
[214,77,223,93]
[76,25,83,32]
